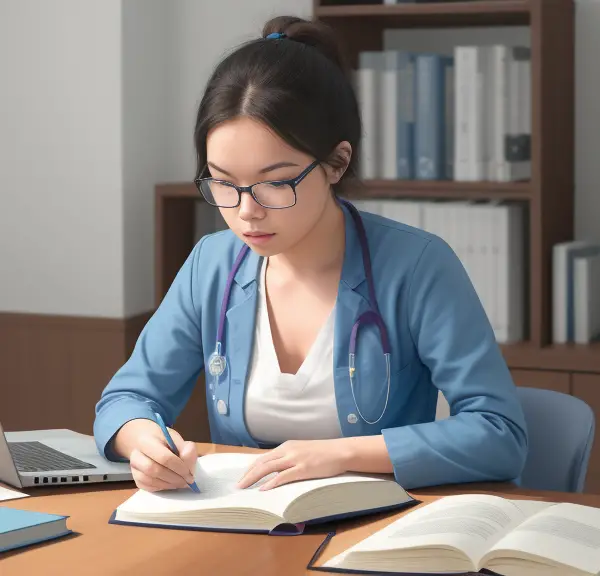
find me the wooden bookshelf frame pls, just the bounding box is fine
[154,1,589,425]
[313,0,575,350]
[155,0,575,352]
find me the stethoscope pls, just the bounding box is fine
[207,198,391,425]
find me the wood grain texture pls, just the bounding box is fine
[2,442,599,576]
[0,312,150,435]
[510,368,570,392]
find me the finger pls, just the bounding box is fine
[259,466,306,491]
[167,427,186,453]
[133,470,182,492]
[242,450,282,476]
[140,435,195,483]
[237,456,290,489]
[131,449,190,488]
[179,441,199,476]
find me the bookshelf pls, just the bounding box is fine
[153,0,600,490]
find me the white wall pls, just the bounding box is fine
[0,0,124,317]
[575,0,600,243]
[122,0,169,316]
[164,0,313,182]
[0,0,311,318]
[1,0,598,318]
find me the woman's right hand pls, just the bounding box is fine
[113,418,198,492]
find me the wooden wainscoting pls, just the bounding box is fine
[0,311,212,443]
[0,312,150,435]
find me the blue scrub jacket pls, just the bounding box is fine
[94,202,528,489]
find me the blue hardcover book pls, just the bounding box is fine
[414,53,454,180]
[108,452,418,536]
[396,51,416,179]
[0,508,71,553]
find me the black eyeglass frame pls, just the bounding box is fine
[194,159,321,209]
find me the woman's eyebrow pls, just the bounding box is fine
[207,161,299,177]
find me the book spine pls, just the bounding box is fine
[454,47,470,181]
[507,203,524,342]
[381,51,397,179]
[574,256,591,344]
[472,46,489,181]
[503,47,531,181]
[357,51,382,179]
[553,244,568,344]
[398,53,416,179]
[444,59,455,180]
[415,54,447,180]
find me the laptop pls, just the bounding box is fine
[0,421,132,489]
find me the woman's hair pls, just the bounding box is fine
[193,15,361,194]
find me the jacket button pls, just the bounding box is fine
[217,399,228,415]
[347,413,358,424]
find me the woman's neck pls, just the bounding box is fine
[268,198,345,280]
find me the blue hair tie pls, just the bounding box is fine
[266,32,286,40]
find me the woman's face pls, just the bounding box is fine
[205,116,342,257]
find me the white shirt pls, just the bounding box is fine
[244,258,343,445]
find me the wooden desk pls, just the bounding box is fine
[2,443,600,575]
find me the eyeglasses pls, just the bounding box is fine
[194,160,320,209]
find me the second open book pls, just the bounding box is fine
[110,452,415,535]
[318,493,600,576]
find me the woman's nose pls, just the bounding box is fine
[238,191,265,221]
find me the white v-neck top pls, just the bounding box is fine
[244,258,343,445]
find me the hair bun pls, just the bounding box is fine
[262,16,348,73]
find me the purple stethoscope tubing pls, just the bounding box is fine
[207,199,391,424]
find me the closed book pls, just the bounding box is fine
[357,51,383,179]
[415,54,453,180]
[552,241,599,343]
[110,452,416,535]
[0,508,71,553]
[574,251,600,344]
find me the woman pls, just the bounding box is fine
[93,16,527,493]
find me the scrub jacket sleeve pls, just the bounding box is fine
[382,237,528,489]
[93,239,205,462]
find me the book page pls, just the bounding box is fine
[0,485,28,501]
[326,494,534,569]
[194,453,405,518]
[118,453,406,521]
[483,502,600,575]
[117,453,293,517]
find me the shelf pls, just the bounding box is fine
[316,1,531,28]
[502,342,600,374]
[348,179,532,201]
[156,182,198,200]
[156,180,532,202]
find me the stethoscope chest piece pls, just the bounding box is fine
[208,351,226,377]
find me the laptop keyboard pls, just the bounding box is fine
[8,441,97,473]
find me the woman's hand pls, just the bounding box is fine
[113,418,198,492]
[236,439,353,491]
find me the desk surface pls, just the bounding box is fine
[2,442,600,576]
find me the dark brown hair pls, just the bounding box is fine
[193,15,361,194]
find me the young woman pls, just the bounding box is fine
[93,16,527,494]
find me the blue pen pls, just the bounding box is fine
[154,412,200,493]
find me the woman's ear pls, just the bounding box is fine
[324,141,352,185]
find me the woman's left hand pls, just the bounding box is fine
[237,439,353,491]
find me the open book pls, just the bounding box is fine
[317,493,600,576]
[110,453,415,535]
